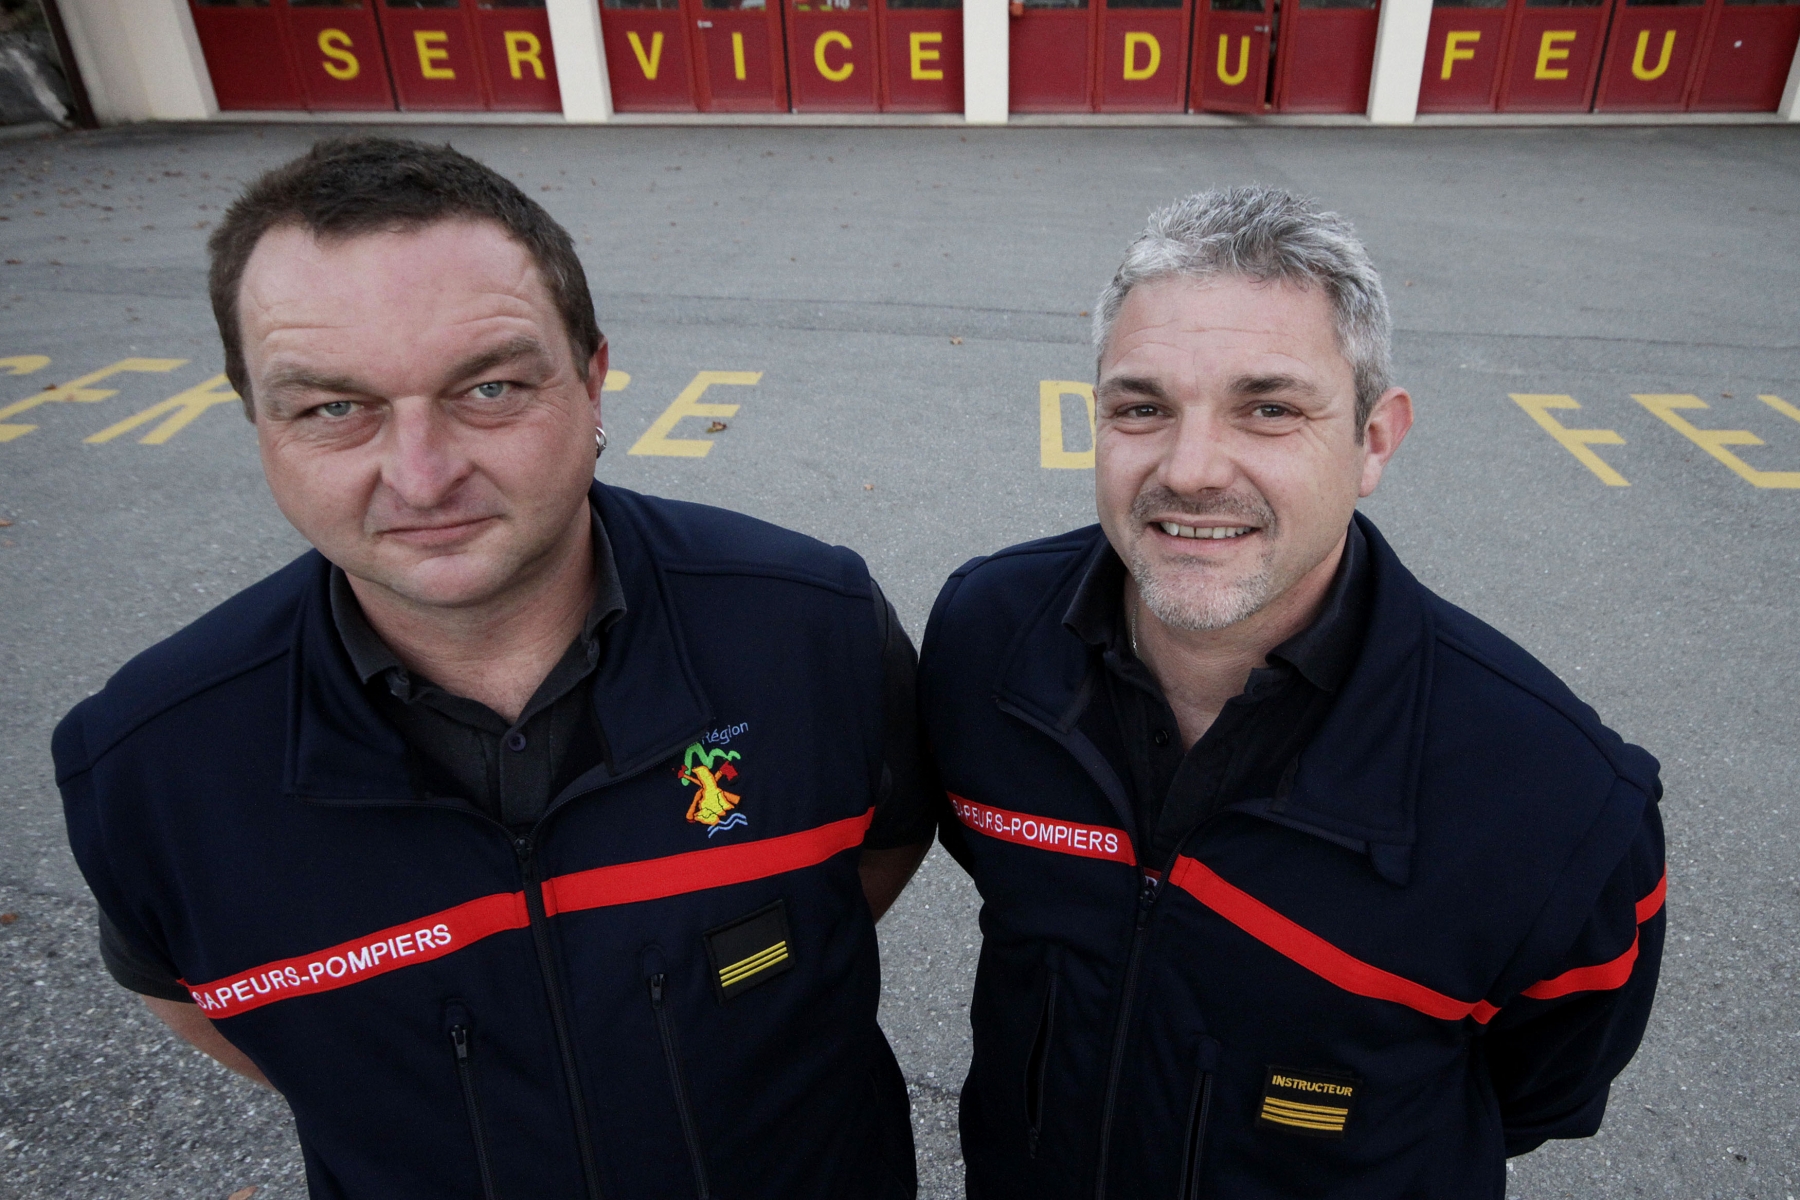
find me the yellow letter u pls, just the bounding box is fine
[1631,28,1675,81]
[1217,34,1249,86]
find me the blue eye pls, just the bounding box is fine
[319,400,355,418]
[473,381,508,399]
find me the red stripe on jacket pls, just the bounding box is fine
[951,793,1665,1024]
[182,809,874,1018]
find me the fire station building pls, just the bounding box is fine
[42,0,1800,125]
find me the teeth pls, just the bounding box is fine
[1158,521,1253,540]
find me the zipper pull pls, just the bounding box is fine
[649,972,666,1008]
[1136,872,1159,926]
[451,1024,471,1063]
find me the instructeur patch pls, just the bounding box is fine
[1257,1065,1359,1139]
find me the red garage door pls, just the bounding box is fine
[1424,0,1797,110]
[1009,0,1095,110]
[881,0,963,110]
[1417,0,1510,110]
[192,0,397,111]
[788,0,880,109]
[1497,0,1617,110]
[1191,0,1274,111]
[1189,0,1379,112]
[601,0,702,109]
[377,0,561,111]
[1598,0,1800,108]
[1691,0,1800,110]
[1274,0,1381,111]
[1593,0,1711,108]
[1097,0,1192,110]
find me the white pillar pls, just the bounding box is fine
[548,0,613,121]
[1366,0,1431,125]
[1780,32,1800,120]
[57,0,215,123]
[962,0,1008,123]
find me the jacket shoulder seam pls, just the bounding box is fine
[65,645,291,777]
[1431,629,1642,785]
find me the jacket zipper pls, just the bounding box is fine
[1179,1069,1214,1200]
[1091,869,1160,1200]
[450,1024,501,1200]
[1024,970,1058,1158]
[649,972,712,1198]
[515,835,606,1200]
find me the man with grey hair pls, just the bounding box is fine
[919,187,1665,1197]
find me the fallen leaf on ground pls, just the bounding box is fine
[0,517,11,526]
[949,337,963,345]
[1721,392,1734,398]
[0,912,18,925]
[705,421,728,433]
[228,1188,257,1200]
[863,484,874,491]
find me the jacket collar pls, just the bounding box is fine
[993,512,1430,885]
[285,482,713,804]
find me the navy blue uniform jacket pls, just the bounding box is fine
[919,515,1665,1200]
[55,483,916,1200]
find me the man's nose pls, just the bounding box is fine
[380,399,470,509]
[1159,410,1238,495]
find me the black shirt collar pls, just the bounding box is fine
[1064,518,1369,694]
[329,500,627,690]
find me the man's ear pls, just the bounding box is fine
[1358,387,1413,498]
[585,338,609,422]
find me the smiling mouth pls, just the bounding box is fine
[1155,521,1256,540]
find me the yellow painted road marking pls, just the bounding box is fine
[1633,393,1800,489]
[603,369,630,392]
[1510,394,1628,486]
[0,355,50,377]
[1040,380,1096,469]
[86,374,240,445]
[0,357,186,443]
[1759,393,1799,425]
[629,370,760,458]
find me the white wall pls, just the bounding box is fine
[1781,34,1800,120]
[1367,0,1430,124]
[962,0,1008,124]
[548,0,611,122]
[57,0,214,124]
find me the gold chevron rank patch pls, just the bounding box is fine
[1257,1066,1359,1139]
[704,899,793,1001]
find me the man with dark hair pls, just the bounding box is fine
[920,187,1664,1198]
[55,137,933,1199]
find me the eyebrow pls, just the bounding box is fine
[1231,373,1321,398]
[443,335,556,388]
[259,335,557,417]
[1096,374,1172,403]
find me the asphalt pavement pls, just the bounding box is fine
[2,118,1797,1199]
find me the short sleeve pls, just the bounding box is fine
[98,907,192,1003]
[862,581,947,850]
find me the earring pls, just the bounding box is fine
[595,426,609,459]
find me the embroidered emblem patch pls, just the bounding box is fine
[704,900,792,1001]
[1257,1066,1359,1139]
[678,742,747,837]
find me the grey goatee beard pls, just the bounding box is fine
[1125,487,1277,632]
